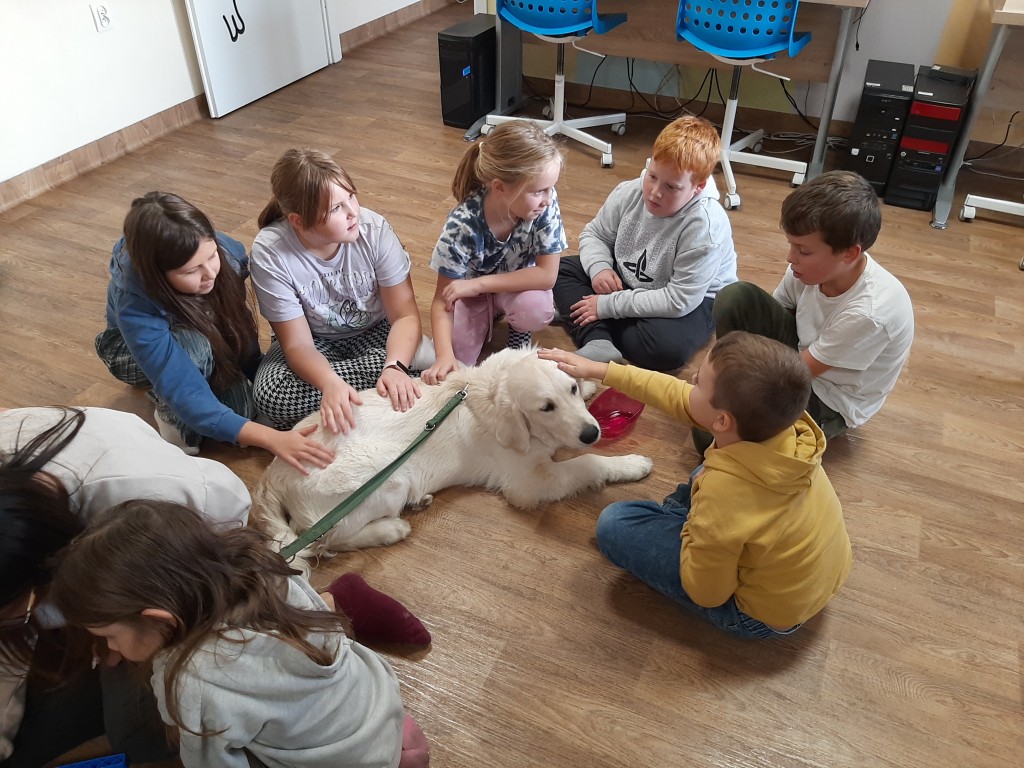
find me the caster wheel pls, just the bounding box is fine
[752,140,763,153]
[542,104,553,119]
[724,193,741,210]
[611,122,626,136]
[601,152,614,168]
[958,205,975,222]
[480,123,493,136]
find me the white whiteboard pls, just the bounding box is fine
[185,0,332,118]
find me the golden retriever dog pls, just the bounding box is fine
[253,347,652,563]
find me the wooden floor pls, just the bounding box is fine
[4,4,1023,767]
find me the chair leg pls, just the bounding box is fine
[484,42,621,167]
[717,65,807,208]
[719,68,742,210]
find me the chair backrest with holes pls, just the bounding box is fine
[497,0,626,37]
[676,0,811,60]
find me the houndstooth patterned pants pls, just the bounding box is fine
[252,320,393,430]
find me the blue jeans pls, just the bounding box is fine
[96,326,254,446]
[595,467,797,639]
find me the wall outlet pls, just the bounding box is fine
[90,4,113,33]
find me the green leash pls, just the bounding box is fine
[280,387,468,561]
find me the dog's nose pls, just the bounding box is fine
[579,423,600,445]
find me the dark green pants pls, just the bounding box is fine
[691,281,849,453]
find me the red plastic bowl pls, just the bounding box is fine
[588,388,645,440]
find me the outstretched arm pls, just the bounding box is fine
[237,421,334,475]
[376,277,423,411]
[423,275,460,385]
[538,347,609,382]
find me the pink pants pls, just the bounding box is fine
[451,289,554,365]
[398,715,430,768]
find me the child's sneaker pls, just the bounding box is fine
[153,407,200,456]
[410,335,436,370]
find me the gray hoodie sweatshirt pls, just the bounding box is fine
[580,177,737,320]
[152,577,405,768]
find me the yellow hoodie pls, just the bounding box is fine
[604,362,852,628]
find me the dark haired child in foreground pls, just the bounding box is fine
[710,170,914,442]
[540,332,851,639]
[50,500,429,768]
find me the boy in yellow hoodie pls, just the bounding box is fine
[539,331,851,638]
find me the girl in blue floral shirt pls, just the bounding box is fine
[422,121,567,384]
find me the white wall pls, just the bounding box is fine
[0,0,417,185]
[328,0,420,34]
[0,0,202,183]
[801,0,957,124]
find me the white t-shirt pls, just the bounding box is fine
[251,208,411,340]
[774,254,914,428]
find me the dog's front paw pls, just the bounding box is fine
[579,379,598,401]
[612,454,654,483]
[375,517,413,545]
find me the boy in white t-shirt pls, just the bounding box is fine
[704,171,914,445]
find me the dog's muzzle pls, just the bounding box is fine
[579,424,600,445]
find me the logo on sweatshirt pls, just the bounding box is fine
[622,250,653,283]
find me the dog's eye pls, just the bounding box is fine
[541,401,556,412]
[571,383,578,396]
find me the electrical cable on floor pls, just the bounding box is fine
[963,163,1024,182]
[965,110,1020,162]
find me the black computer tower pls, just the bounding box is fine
[884,65,975,211]
[438,15,497,129]
[846,60,916,195]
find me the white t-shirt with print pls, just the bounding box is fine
[251,208,411,340]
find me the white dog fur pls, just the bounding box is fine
[252,347,652,564]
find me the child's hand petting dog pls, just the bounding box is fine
[538,348,609,382]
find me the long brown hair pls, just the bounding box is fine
[258,148,358,229]
[451,121,564,203]
[50,500,344,734]
[123,192,258,392]
[0,408,86,672]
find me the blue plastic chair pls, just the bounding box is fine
[676,0,812,209]
[483,1,628,167]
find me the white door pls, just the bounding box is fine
[185,0,332,118]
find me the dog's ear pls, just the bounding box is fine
[494,407,531,453]
[492,378,531,453]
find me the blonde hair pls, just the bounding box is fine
[451,121,564,202]
[651,116,721,182]
[258,148,358,229]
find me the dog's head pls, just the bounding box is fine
[465,347,600,453]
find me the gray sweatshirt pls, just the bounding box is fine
[152,577,405,768]
[580,177,737,319]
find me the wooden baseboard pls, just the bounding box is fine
[0,96,206,214]
[340,0,456,53]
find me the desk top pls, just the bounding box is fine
[582,0,860,82]
[804,0,869,7]
[993,0,1024,25]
